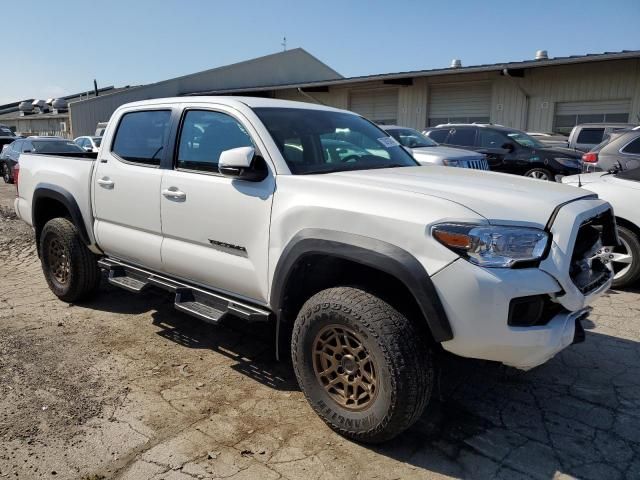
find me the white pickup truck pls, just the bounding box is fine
[14,97,616,442]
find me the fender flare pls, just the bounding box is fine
[32,183,90,245]
[271,229,453,344]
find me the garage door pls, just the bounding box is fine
[349,89,398,125]
[428,83,491,127]
[554,99,631,134]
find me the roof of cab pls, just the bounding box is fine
[117,96,351,114]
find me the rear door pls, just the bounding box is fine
[92,107,174,270]
[444,127,477,149]
[160,105,276,303]
[619,136,640,171]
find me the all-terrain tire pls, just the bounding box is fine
[611,225,640,288]
[39,217,101,303]
[291,286,434,443]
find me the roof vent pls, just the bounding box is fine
[32,99,50,113]
[450,59,462,68]
[51,98,68,113]
[535,50,548,60]
[19,100,34,116]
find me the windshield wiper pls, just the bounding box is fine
[298,163,408,175]
[368,163,408,169]
[298,168,339,175]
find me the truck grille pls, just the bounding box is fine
[569,209,617,294]
[459,158,489,170]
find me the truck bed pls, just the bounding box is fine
[14,152,98,246]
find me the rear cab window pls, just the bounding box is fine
[112,110,172,166]
[576,128,604,145]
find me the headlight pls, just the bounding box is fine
[432,223,549,267]
[442,159,459,166]
[555,157,581,168]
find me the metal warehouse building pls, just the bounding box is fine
[69,49,342,136]
[69,49,640,137]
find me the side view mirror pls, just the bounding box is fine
[501,142,515,153]
[218,146,268,182]
[83,146,93,152]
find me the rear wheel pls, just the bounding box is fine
[291,286,434,443]
[40,218,101,302]
[524,168,553,181]
[2,162,12,184]
[610,226,640,288]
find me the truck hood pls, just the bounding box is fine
[411,145,483,160]
[331,166,593,228]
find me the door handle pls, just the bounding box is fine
[97,177,114,188]
[162,188,186,201]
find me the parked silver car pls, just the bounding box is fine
[381,125,488,170]
[582,129,640,172]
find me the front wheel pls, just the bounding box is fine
[291,287,434,443]
[40,217,101,302]
[610,226,640,288]
[2,162,13,184]
[524,167,553,181]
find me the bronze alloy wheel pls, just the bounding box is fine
[48,236,70,284]
[312,324,378,411]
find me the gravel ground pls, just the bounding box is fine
[0,182,639,480]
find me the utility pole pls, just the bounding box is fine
[281,36,287,51]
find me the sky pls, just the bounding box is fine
[2,0,639,105]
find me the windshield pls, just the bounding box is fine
[506,131,544,148]
[0,127,14,137]
[253,108,418,174]
[92,137,102,147]
[387,128,437,148]
[32,140,85,153]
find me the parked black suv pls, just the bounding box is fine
[423,124,582,181]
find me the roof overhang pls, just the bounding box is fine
[186,50,640,96]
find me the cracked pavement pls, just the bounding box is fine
[0,183,639,479]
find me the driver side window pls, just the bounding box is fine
[176,110,253,173]
[478,130,507,148]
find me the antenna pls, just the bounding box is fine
[281,36,287,51]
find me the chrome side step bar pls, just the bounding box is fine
[98,258,271,324]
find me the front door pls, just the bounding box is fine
[93,108,173,270]
[160,107,275,304]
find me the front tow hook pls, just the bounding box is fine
[571,307,591,344]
